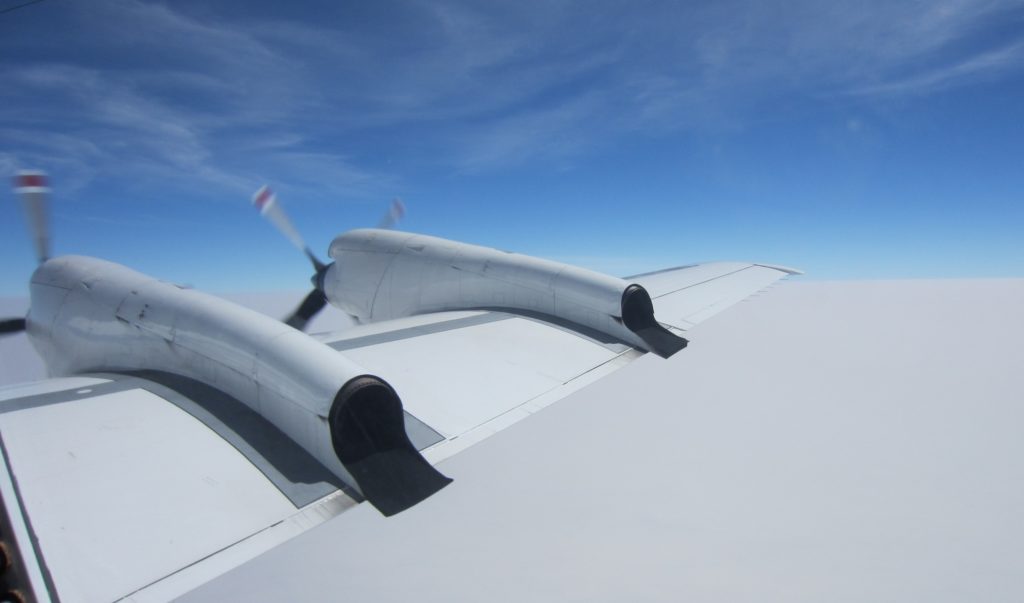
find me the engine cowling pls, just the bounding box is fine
[26,255,449,516]
[323,229,686,357]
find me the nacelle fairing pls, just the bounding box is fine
[25,255,449,515]
[324,229,687,357]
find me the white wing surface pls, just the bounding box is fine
[309,261,798,463]
[0,373,360,603]
[0,261,795,602]
[314,311,642,463]
[632,262,803,330]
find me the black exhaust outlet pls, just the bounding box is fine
[329,376,452,516]
[621,284,688,358]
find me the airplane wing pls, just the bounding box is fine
[632,261,802,329]
[0,261,796,603]
[0,372,360,603]
[310,261,802,464]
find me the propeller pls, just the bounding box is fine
[376,197,405,229]
[253,185,325,273]
[1,318,26,334]
[2,170,52,337]
[252,186,406,332]
[283,289,327,331]
[16,170,51,264]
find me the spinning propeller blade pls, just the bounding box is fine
[252,185,325,272]
[283,289,328,332]
[0,318,26,335]
[376,197,405,229]
[4,170,53,337]
[14,170,51,264]
[252,185,329,330]
[252,185,407,332]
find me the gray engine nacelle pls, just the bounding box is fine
[26,255,449,516]
[323,229,686,358]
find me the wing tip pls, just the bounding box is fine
[754,263,804,276]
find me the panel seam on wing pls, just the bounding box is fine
[445,347,642,440]
[649,265,756,299]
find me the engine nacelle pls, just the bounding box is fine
[323,229,687,357]
[26,256,449,516]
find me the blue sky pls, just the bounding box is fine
[2,0,1023,295]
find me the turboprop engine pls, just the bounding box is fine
[24,255,449,516]
[250,186,685,358]
[322,229,688,358]
[249,186,686,357]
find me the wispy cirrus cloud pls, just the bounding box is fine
[846,40,1024,97]
[0,0,376,201]
[2,0,1023,189]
